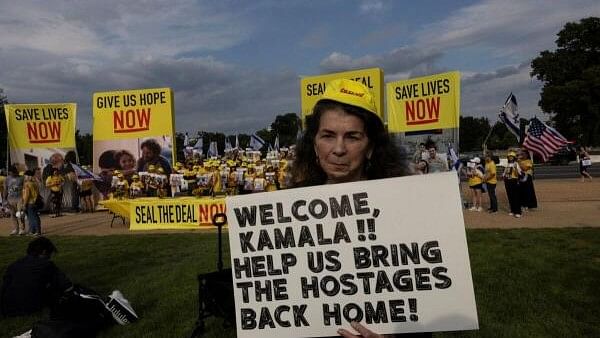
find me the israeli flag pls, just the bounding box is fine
[208,141,219,157]
[250,133,266,151]
[193,136,203,151]
[225,137,233,151]
[184,132,189,147]
[235,134,240,149]
[274,135,280,151]
[498,92,521,140]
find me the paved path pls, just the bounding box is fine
[1,178,598,236]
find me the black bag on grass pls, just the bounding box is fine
[32,285,114,338]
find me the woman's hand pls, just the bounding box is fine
[337,321,393,338]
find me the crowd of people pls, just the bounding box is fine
[461,149,538,218]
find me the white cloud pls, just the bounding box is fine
[359,0,385,14]
[0,0,252,59]
[319,47,443,74]
[415,0,600,58]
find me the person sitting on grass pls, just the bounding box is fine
[1,237,73,316]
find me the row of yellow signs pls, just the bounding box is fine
[4,88,175,150]
[4,69,459,151]
[300,68,460,132]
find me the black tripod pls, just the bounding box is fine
[190,213,235,337]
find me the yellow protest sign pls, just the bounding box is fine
[300,68,384,121]
[387,71,460,132]
[92,88,174,140]
[128,197,226,230]
[5,103,77,148]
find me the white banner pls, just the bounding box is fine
[226,172,478,337]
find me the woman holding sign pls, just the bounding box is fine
[292,80,429,338]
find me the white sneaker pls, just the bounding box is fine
[9,229,18,236]
[18,229,26,235]
[476,207,482,212]
[468,207,477,211]
[515,214,522,218]
[508,213,514,216]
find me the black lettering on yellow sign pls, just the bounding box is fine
[96,95,121,109]
[135,205,157,223]
[14,107,69,121]
[157,204,198,223]
[138,91,167,105]
[14,108,40,121]
[350,76,374,89]
[306,76,375,97]
[395,78,451,101]
[306,82,326,96]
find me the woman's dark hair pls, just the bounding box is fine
[65,150,77,164]
[27,237,57,256]
[98,150,117,170]
[141,139,161,156]
[8,165,19,175]
[114,150,135,170]
[290,99,409,187]
[418,160,429,173]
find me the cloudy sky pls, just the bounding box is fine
[1,0,598,134]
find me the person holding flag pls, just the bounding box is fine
[502,151,523,218]
[517,150,538,210]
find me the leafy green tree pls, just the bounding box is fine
[487,121,520,150]
[75,130,93,165]
[531,17,600,146]
[459,116,491,152]
[270,113,301,147]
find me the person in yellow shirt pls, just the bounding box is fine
[502,151,522,218]
[22,170,42,235]
[484,152,498,213]
[518,150,538,210]
[45,169,64,218]
[467,157,484,211]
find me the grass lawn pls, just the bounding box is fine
[1,228,599,338]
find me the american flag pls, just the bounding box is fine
[522,117,569,162]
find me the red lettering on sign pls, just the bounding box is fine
[26,121,61,143]
[113,108,151,133]
[405,97,440,125]
[198,203,227,225]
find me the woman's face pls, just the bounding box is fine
[120,155,135,170]
[314,108,372,184]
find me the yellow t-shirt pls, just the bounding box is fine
[485,161,497,184]
[468,167,484,187]
[23,181,39,205]
[81,179,94,191]
[212,171,222,193]
[46,175,64,192]
[0,175,6,194]
[518,159,533,175]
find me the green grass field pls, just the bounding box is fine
[1,229,599,338]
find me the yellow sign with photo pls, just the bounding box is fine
[5,103,77,149]
[387,71,460,132]
[93,87,175,140]
[300,68,384,121]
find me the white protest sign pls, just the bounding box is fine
[226,172,478,337]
